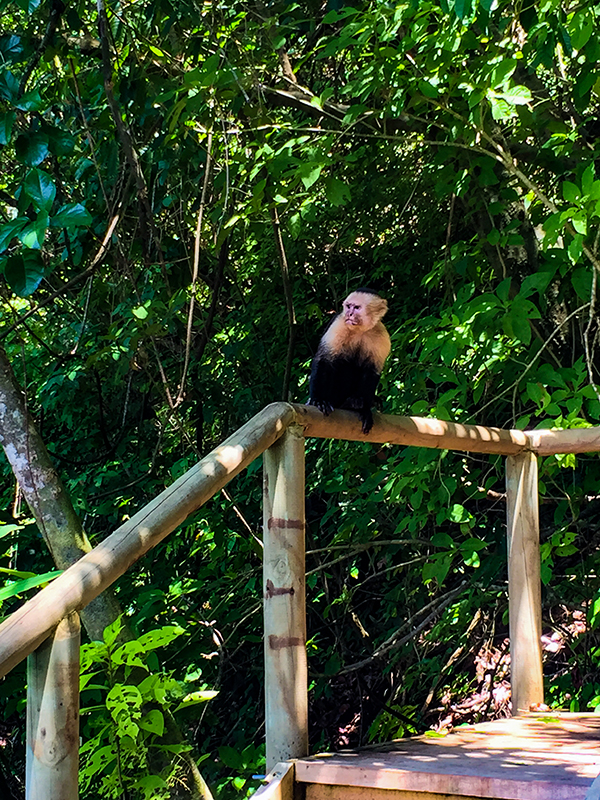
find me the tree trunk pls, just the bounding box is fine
[0,345,123,641]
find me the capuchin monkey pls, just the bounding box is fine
[308,289,391,434]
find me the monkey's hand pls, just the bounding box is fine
[308,398,334,416]
[359,409,374,435]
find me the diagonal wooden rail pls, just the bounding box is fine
[2,402,600,796]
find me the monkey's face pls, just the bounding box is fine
[343,297,366,328]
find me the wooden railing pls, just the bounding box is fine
[2,401,600,797]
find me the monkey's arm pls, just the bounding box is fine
[308,354,335,415]
[355,365,382,434]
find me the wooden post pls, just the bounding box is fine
[26,613,80,800]
[506,453,544,713]
[263,424,308,772]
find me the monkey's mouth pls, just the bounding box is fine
[345,318,359,325]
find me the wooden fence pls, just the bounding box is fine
[1,401,599,796]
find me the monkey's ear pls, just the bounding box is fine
[373,297,388,320]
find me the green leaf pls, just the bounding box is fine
[132,305,149,320]
[582,164,595,197]
[0,70,19,101]
[13,0,41,12]
[520,270,554,297]
[51,203,92,228]
[496,277,511,302]
[454,0,471,20]
[16,89,43,112]
[572,267,592,300]
[568,9,594,51]
[487,228,500,245]
[136,625,185,651]
[18,213,48,249]
[571,213,587,235]
[0,570,61,602]
[297,162,322,190]
[568,233,584,264]
[449,504,471,523]
[23,169,56,211]
[139,709,165,736]
[175,690,218,712]
[562,181,580,204]
[324,177,351,206]
[501,85,533,105]
[322,7,358,23]
[15,133,49,166]
[4,251,45,296]
[0,111,15,145]
[0,217,28,252]
[489,59,516,88]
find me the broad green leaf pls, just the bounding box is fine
[4,250,45,296]
[496,277,511,302]
[16,89,43,112]
[562,181,580,204]
[0,111,15,145]
[175,690,218,711]
[449,504,470,523]
[489,59,516,88]
[520,270,554,297]
[568,233,584,263]
[572,267,592,300]
[15,133,49,166]
[288,213,302,239]
[0,70,19,101]
[51,203,92,228]
[582,164,595,197]
[0,34,23,62]
[18,213,48,249]
[571,212,587,235]
[139,709,165,736]
[297,162,322,189]
[568,10,594,51]
[23,169,56,211]
[488,93,514,120]
[0,217,28,251]
[136,625,185,650]
[13,0,41,12]
[454,0,471,21]
[325,177,351,206]
[501,85,533,105]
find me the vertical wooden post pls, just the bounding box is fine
[26,612,80,800]
[506,453,544,713]
[263,424,308,772]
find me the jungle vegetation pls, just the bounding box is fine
[1,0,600,796]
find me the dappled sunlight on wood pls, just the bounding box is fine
[296,715,600,799]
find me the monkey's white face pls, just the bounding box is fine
[343,298,366,327]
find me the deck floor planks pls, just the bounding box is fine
[295,713,600,800]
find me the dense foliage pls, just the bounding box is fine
[2,0,600,796]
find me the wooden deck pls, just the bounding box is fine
[257,714,600,800]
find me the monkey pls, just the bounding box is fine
[307,288,391,434]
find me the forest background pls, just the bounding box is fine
[1,0,600,797]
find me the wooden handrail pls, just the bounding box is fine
[0,402,295,678]
[292,405,600,456]
[2,402,600,678]
[292,405,529,454]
